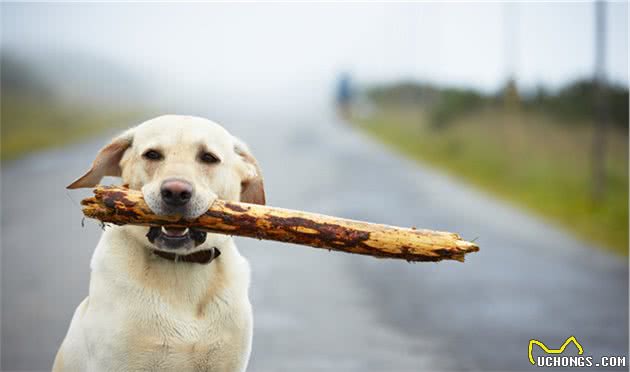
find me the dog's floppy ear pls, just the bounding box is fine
[67,130,134,189]
[233,137,265,205]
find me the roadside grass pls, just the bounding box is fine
[1,95,145,161]
[353,106,628,255]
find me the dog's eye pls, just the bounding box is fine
[199,152,220,164]
[143,150,163,161]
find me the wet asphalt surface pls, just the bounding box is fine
[1,108,628,371]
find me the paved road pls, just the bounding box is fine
[1,108,628,371]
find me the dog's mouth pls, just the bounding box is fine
[146,226,207,251]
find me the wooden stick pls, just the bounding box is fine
[80,186,479,262]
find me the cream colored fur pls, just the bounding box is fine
[54,115,264,372]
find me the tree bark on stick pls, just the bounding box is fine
[80,186,479,263]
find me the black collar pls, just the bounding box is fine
[153,247,221,265]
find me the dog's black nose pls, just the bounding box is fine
[161,179,193,207]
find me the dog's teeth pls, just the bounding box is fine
[160,226,189,236]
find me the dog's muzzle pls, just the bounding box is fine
[146,226,207,251]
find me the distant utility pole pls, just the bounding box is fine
[503,2,518,81]
[591,0,608,202]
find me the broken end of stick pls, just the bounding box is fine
[454,239,480,262]
[456,238,480,252]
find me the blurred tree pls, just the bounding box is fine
[525,80,628,128]
[1,53,51,100]
[365,80,627,129]
[430,88,484,129]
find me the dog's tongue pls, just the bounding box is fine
[162,226,189,237]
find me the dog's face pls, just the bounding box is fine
[68,115,264,252]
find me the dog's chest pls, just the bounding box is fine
[83,273,251,371]
[125,316,242,371]
[86,298,250,371]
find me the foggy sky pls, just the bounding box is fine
[1,2,627,111]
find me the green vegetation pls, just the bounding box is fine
[1,95,142,161]
[353,82,628,255]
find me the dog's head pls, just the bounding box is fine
[68,115,264,253]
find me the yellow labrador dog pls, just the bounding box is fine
[54,115,264,371]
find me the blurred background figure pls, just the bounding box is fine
[1,2,628,371]
[336,71,353,120]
